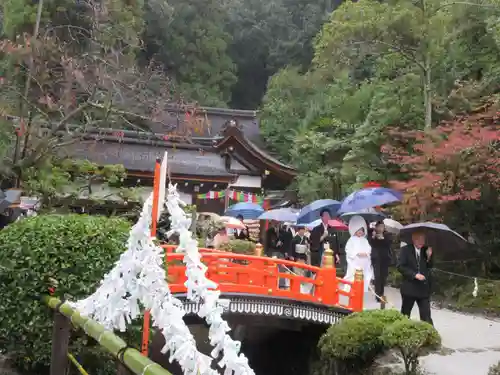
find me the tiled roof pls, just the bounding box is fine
[67,141,245,176]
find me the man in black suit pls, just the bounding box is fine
[398,231,434,325]
[309,209,340,267]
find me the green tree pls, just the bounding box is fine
[314,0,500,128]
[0,0,178,188]
[225,0,342,109]
[260,0,500,198]
[142,0,236,106]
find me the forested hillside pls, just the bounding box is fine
[1,0,341,109]
[1,0,500,205]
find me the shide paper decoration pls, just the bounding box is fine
[166,184,254,375]
[71,183,254,375]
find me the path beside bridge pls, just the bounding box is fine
[363,287,500,375]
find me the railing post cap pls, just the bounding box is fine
[322,244,334,268]
[354,268,364,280]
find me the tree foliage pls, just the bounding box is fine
[142,0,236,106]
[382,103,500,221]
[260,0,500,201]
[0,0,180,191]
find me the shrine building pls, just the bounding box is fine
[67,106,297,213]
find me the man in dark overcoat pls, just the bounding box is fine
[397,231,434,325]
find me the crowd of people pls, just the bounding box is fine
[201,208,434,324]
[263,209,433,324]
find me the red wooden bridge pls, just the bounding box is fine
[163,244,365,312]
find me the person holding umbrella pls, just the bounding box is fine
[265,220,283,257]
[398,231,434,325]
[233,214,250,240]
[309,209,340,267]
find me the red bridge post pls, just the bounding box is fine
[351,269,365,312]
[317,244,338,305]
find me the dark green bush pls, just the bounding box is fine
[318,310,407,374]
[435,280,500,315]
[489,361,500,375]
[382,319,441,375]
[0,214,131,373]
[386,267,403,287]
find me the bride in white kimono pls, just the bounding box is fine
[343,215,373,292]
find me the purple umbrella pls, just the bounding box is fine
[338,187,402,214]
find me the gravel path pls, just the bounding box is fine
[364,287,500,375]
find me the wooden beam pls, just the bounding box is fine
[50,311,71,375]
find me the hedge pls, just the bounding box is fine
[0,214,131,373]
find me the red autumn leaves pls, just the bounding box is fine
[381,105,500,217]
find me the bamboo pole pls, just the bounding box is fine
[43,296,172,375]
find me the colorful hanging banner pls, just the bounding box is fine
[196,189,263,203]
[197,190,225,199]
[228,190,263,204]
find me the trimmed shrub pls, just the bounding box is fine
[489,361,500,375]
[318,310,407,374]
[0,214,130,373]
[220,239,256,255]
[382,319,441,375]
[345,309,406,326]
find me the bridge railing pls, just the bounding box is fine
[162,246,364,311]
[43,296,171,375]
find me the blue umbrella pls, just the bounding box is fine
[338,187,402,214]
[225,202,264,220]
[340,208,387,224]
[296,199,341,224]
[258,207,299,222]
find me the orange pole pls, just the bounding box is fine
[263,199,270,231]
[150,159,162,238]
[141,158,162,356]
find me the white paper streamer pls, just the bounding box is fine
[166,184,255,375]
[71,193,217,375]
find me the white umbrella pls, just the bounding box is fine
[383,218,403,234]
[220,216,246,230]
[198,212,221,221]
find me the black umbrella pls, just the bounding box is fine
[400,222,468,251]
[0,190,22,213]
